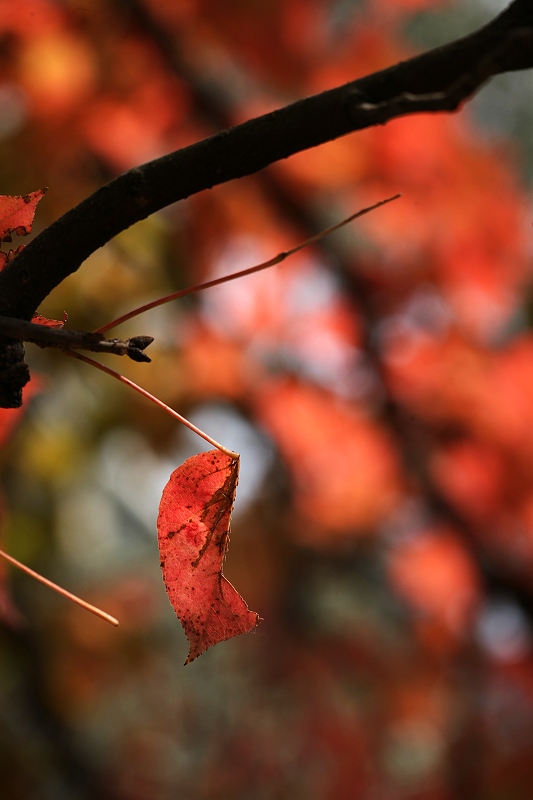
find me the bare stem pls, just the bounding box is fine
[0,316,154,362]
[95,195,400,334]
[0,547,119,626]
[68,351,239,459]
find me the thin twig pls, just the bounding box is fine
[0,316,154,362]
[95,195,400,333]
[0,547,119,626]
[67,351,239,459]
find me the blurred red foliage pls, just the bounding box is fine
[1,0,533,798]
[256,379,402,539]
[388,528,482,639]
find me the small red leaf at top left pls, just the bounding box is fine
[0,189,47,242]
[31,311,68,328]
[157,450,262,664]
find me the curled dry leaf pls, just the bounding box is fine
[157,450,262,664]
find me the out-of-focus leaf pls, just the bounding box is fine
[388,529,481,636]
[0,376,42,446]
[256,379,401,539]
[0,378,41,629]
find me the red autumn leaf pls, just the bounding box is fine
[157,450,262,664]
[0,189,47,242]
[31,311,68,328]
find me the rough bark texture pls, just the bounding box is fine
[0,0,532,406]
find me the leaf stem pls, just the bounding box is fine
[95,195,400,334]
[0,547,119,626]
[67,351,239,459]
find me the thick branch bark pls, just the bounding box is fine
[0,0,532,405]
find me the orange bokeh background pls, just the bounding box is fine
[1,1,533,798]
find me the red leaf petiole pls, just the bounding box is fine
[0,547,119,626]
[94,194,401,334]
[67,351,239,459]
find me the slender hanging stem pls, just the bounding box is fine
[67,351,239,459]
[95,194,400,334]
[0,547,119,626]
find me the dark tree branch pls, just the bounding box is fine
[0,0,532,406]
[1,0,532,319]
